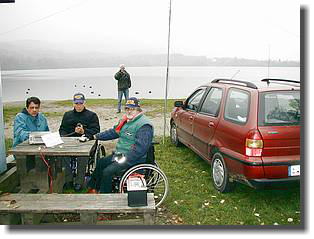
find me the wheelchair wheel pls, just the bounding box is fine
[119,164,169,207]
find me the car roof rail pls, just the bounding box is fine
[261,78,300,86]
[211,78,258,89]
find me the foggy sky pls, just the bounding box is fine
[0,0,301,61]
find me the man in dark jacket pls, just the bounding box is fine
[114,64,131,113]
[86,97,153,194]
[59,93,100,192]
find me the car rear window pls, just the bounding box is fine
[258,91,300,126]
[224,88,250,124]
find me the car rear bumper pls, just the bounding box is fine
[248,176,300,189]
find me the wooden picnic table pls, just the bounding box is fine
[0,193,156,225]
[8,137,96,193]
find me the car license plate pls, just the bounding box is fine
[288,165,300,176]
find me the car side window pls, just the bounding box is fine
[186,89,205,111]
[224,88,250,124]
[200,87,223,116]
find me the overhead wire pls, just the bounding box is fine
[0,0,87,37]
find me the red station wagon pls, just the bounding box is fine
[170,78,300,192]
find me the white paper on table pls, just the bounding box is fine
[41,132,64,147]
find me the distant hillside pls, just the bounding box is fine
[0,40,299,70]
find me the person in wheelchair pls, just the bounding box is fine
[86,97,154,194]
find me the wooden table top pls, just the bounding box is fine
[8,137,96,157]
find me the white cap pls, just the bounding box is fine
[119,64,125,69]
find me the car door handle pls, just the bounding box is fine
[208,121,215,127]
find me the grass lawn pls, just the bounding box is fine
[154,138,301,226]
[2,100,301,226]
[3,105,23,124]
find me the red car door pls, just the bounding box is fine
[177,88,206,146]
[192,87,223,159]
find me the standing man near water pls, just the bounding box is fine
[59,93,100,192]
[114,64,131,113]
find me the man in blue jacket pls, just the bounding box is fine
[13,97,49,172]
[86,97,153,193]
[13,96,49,147]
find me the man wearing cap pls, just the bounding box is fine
[59,93,100,192]
[114,64,131,113]
[86,97,153,193]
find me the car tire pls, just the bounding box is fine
[211,152,235,193]
[170,122,182,147]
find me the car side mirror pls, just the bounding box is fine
[174,101,184,108]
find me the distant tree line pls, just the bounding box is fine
[0,44,299,70]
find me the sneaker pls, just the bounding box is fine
[117,110,121,113]
[87,188,98,194]
[74,183,82,192]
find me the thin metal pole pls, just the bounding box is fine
[163,0,172,144]
[267,44,270,78]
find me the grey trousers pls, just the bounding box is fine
[117,88,129,111]
[63,157,89,185]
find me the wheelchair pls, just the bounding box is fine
[88,141,169,207]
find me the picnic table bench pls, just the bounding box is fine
[0,193,156,225]
[8,137,96,193]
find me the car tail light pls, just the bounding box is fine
[245,129,264,156]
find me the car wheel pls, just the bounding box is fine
[170,122,181,147]
[211,152,235,193]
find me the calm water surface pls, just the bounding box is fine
[1,66,300,102]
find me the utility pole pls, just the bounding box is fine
[163,0,172,144]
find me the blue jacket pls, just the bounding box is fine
[13,108,49,147]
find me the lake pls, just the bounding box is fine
[1,66,300,102]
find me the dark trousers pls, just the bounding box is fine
[87,154,130,193]
[63,157,89,185]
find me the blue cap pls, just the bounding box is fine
[73,93,85,104]
[125,97,140,108]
